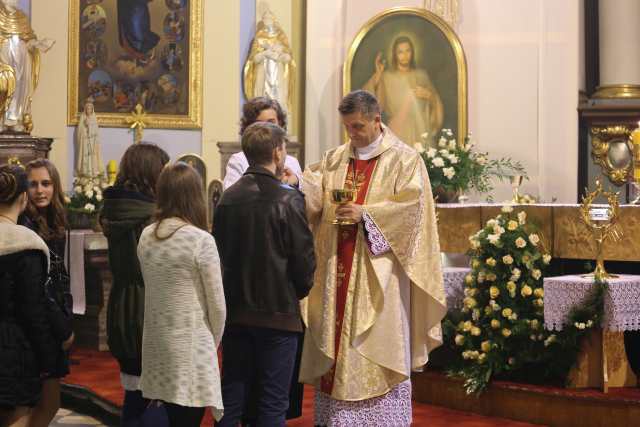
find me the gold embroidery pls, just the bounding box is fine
[299,131,446,401]
[344,169,367,194]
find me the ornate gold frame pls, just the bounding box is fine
[590,125,633,185]
[67,0,203,129]
[343,7,468,143]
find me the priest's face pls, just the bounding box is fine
[342,112,382,148]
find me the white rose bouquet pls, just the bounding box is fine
[67,175,109,215]
[417,129,527,201]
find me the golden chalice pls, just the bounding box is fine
[330,188,356,225]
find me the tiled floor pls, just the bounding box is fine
[63,348,546,426]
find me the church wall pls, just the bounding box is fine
[29,0,251,188]
[27,0,579,202]
[305,0,580,202]
[31,0,70,184]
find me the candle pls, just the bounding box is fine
[107,160,118,185]
[632,122,640,180]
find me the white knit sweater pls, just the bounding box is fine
[137,218,225,419]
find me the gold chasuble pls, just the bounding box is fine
[300,128,446,401]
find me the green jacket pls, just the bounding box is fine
[100,186,155,376]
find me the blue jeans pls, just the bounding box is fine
[217,326,298,427]
[121,390,149,427]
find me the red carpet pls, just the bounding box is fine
[64,348,543,426]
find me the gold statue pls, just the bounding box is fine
[0,0,54,133]
[0,62,15,120]
[126,103,147,144]
[243,9,295,111]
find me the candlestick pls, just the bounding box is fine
[630,122,640,203]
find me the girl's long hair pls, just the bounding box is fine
[115,143,170,198]
[154,162,208,238]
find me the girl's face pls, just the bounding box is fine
[28,167,54,210]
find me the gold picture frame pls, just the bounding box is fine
[590,125,634,186]
[67,0,202,129]
[344,7,467,146]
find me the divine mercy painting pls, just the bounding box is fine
[345,7,467,147]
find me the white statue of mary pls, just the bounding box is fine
[76,98,104,178]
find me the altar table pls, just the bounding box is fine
[436,203,640,261]
[543,275,640,392]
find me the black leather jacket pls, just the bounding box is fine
[213,166,316,332]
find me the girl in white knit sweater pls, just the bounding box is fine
[137,162,226,426]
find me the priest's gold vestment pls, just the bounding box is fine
[299,128,447,401]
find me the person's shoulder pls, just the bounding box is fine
[322,144,349,167]
[279,183,305,207]
[183,225,215,249]
[228,151,248,165]
[380,135,421,168]
[285,155,302,168]
[219,174,258,204]
[139,223,156,241]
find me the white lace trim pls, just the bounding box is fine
[314,380,412,426]
[443,267,471,310]
[362,211,390,255]
[544,274,640,332]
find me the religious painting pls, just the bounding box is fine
[68,0,202,128]
[177,153,207,192]
[345,7,467,147]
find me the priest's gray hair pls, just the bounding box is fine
[338,90,381,119]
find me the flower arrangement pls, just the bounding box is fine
[67,175,108,215]
[416,129,527,202]
[444,206,606,394]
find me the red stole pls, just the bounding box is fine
[321,157,378,394]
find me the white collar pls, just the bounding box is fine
[355,131,384,160]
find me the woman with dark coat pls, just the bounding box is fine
[100,143,169,427]
[0,164,61,427]
[19,159,75,427]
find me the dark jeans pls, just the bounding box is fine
[217,325,298,427]
[164,402,205,427]
[121,390,150,427]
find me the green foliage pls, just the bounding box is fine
[447,207,605,394]
[419,130,527,195]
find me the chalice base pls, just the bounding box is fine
[331,218,356,226]
[581,272,619,280]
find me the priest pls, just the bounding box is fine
[300,90,446,425]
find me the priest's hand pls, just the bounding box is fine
[335,203,363,224]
